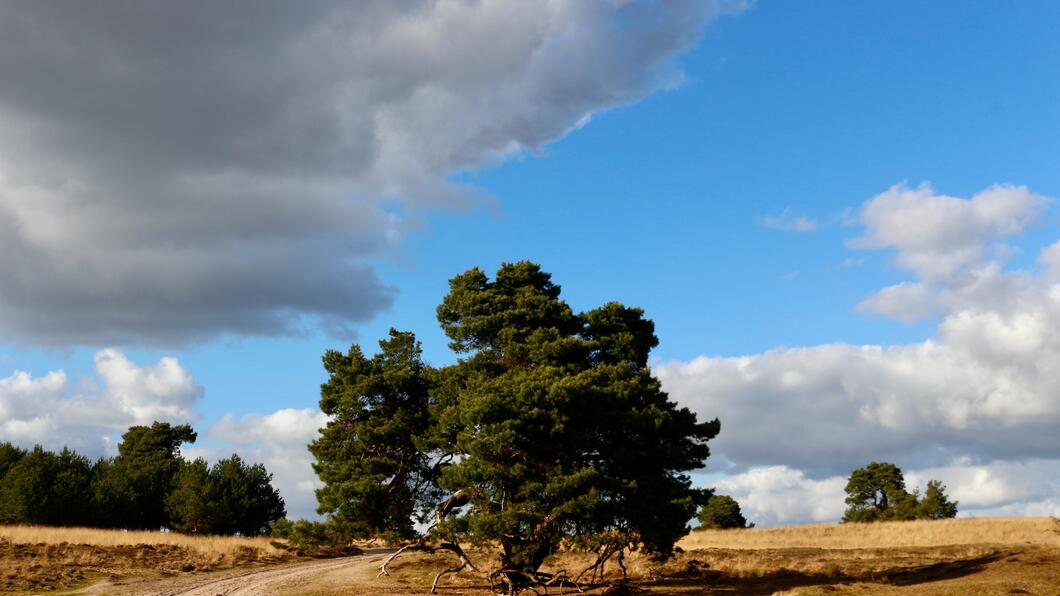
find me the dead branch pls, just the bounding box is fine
[377,540,477,578]
[574,544,620,585]
[435,489,469,525]
[431,557,469,593]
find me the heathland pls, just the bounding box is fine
[1,517,1058,594]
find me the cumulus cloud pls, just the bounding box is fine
[712,459,1060,526]
[0,0,735,346]
[0,350,201,456]
[905,459,1060,512]
[189,408,331,520]
[714,466,846,526]
[851,183,1048,282]
[660,182,1060,524]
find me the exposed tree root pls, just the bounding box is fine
[489,567,582,595]
[377,540,478,595]
[575,543,623,585]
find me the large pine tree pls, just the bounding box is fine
[310,262,720,589]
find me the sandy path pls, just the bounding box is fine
[89,549,396,596]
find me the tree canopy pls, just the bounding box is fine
[93,422,198,529]
[309,330,439,541]
[167,454,285,536]
[697,494,753,530]
[310,261,720,590]
[0,424,284,535]
[843,461,958,522]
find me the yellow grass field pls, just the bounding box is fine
[0,525,293,593]
[0,525,284,558]
[1,518,1059,594]
[365,518,1060,595]
[679,516,1060,550]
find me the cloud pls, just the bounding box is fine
[192,408,331,520]
[713,466,846,526]
[854,184,1049,324]
[0,350,201,456]
[0,350,326,519]
[851,183,1048,282]
[856,281,935,322]
[659,182,1060,524]
[712,459,1060,526]
[0,1,735,346]
[762,208,819,232]
[904,459,1060,512]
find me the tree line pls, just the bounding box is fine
[0,422,284,536]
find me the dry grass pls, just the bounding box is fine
[0,524,284,557]
[678,516,1060,550]
[3,518,1059,594]
[363,518,1060,595]
[0,525,295,593]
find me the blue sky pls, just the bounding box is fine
[2,1,1060,524]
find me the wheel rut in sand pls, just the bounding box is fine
[98,549,396,596]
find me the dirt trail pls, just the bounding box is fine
[86,549,395,596]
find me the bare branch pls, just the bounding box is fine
[435,489,469,525]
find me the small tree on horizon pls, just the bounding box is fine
[697,494,753,529]
[918,479,959,520]
[843,462,957,523]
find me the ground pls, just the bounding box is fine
[0,518,1057,594]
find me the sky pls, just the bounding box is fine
[2,1,1060,526]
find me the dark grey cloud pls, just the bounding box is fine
[0,1,730,346]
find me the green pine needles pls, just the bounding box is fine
[842,461,958,523]
[309,262,720,592]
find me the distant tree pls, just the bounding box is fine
[49,448,95,526]
[271,518,342,550]
[94,422,197,529]
[309,330,439,542]
[843,462,910,522]
[89,457,121,527]
[0,443,26,480]
[0,446,91,525]
[166,458,225,534]
[918,480,958,520]
[697,494,753,529]
[0,428,282,535]
[166,455,284,536]
[843,462,958,522]
[0,446,57,524]
[210,454,285,536]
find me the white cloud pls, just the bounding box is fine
[193,408,331,520]
[763,208,819,232]
[714,466,846,526]
[713,459,1060,526]
[1038,240,1060,277]
[0,352,327,519]
[857,281,935,322]
[0,350,201,456]
[0,1,738,346]
[851,183,1048,282]
[663,182,1060,525]
[905,459,1060,512]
